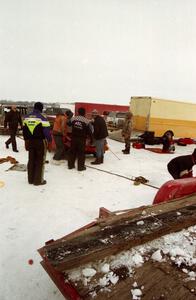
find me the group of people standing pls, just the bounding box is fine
[53,107,109,171]
[18,102,109,185]
[3,103,134,186]
[6,102,194,186]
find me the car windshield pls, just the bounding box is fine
[116,112,127,118]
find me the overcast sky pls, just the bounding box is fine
[0,0,196,105]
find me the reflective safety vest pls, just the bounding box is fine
[23,116,50,135]
[23,109,51,141]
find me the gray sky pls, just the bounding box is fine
[0,0,196,105]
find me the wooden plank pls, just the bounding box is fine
[64,259,196,300]
[97,194,196,227]
[41,196,196,252]
[43,202,196,271]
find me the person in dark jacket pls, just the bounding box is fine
[4,105,22,152]
[91,109,108,165]
[167,149,196,179]
[68,107,92,171]
[162,130,175,153]
[23,102,52,185]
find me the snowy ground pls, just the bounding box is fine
[0,135,196,300]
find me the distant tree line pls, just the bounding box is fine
[0,99,60,107]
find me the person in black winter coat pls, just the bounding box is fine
[167,149,196,179]
[4,105,22,152]
[23,102,52,186]
[91,109,108,165]
[68,107,92,171]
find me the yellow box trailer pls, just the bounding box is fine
[130,96,196,138]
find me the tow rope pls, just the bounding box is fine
[86,165,159,190]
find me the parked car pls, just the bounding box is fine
[106,111,128,130]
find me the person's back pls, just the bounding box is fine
[71,115,91,139]
[68,107,92,171]
[23,107,51,141]
[22,102,51,186]
[93,115,108,140]
[167,149,196,179]
[53,111,67,136]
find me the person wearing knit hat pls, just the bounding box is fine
[23,102,51,185]
[91,109,108,165]
[34,102,43,112]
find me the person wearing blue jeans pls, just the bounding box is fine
[91,109,108,165]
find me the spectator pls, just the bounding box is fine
[52,109,67,164]
[23,102,51,185]
[4,105,22,152]
[167,148,196,179]
[68,107,92,171]
[121,111,133,154]
[91,109,108,165]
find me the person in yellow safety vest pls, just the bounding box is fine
[23,102,52,186]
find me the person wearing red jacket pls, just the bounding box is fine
[167,149,196,179]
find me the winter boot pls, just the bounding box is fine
[122,148,130,154]
[91,158,102,165]
[100,156,104,163]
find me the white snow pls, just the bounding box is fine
[82,268,97,278]
[100,263,110,273]
[131,288,142,300]
[136,220,144,226]
[151,249,163,262]
[0,135,196,300]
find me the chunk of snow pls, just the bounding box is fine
[100,263,110,273]
[137,220,144,226]
[132,253,144,266]
[132,281,138,287]
[151,249,162,262]
[82,268,96,277]
[188,271,196,278]
[131,288,142,299]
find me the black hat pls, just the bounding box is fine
[78,107,85,116]
[34,102,43,112]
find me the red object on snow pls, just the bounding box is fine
[153,177,196,204]
[145,148,174,154]
[177,138,196,145]
[132,142,145,149]
[50,133,108,155]
[28,259,34,265]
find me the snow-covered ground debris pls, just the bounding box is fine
[1,136,196,299]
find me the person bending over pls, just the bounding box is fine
[167,149,196,179]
